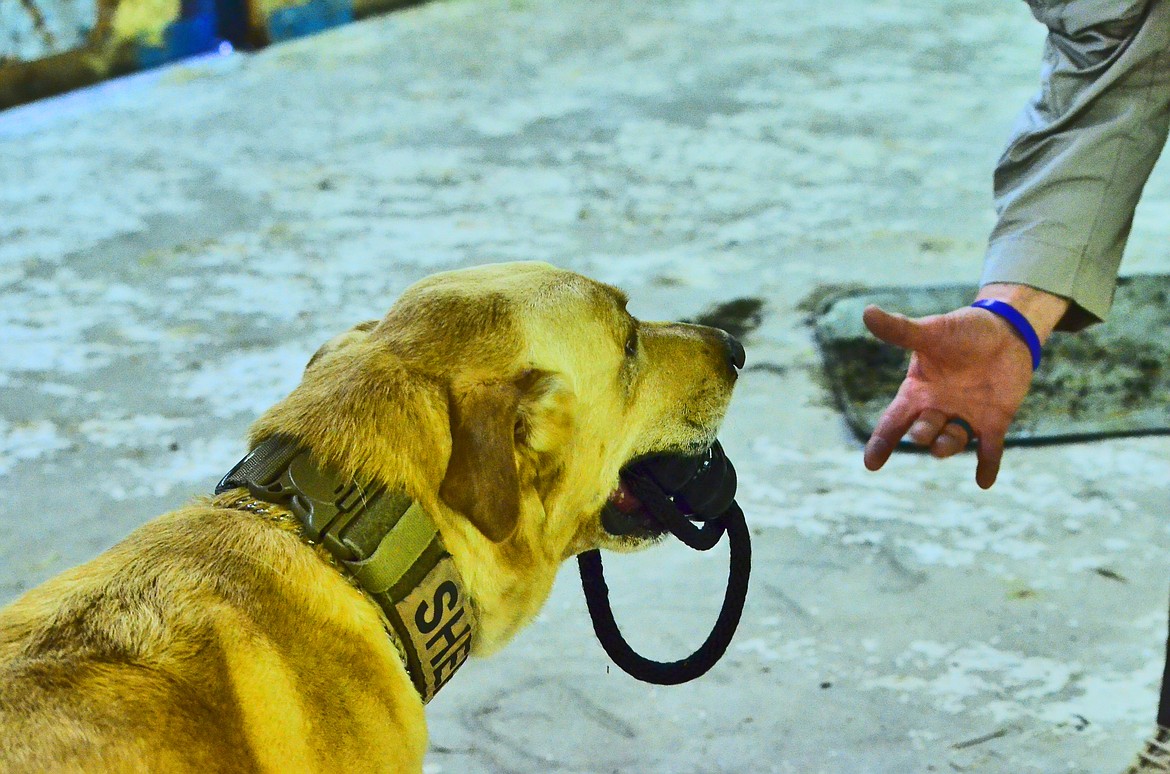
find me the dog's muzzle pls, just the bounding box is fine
[579,440,750,684]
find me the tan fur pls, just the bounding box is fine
[0,262,739,773]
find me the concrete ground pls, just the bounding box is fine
[3,1,1170,771]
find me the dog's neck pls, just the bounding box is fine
[216,435,475,703]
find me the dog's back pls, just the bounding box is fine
[0,504,426,773]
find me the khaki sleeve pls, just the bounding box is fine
[981,0,1170,331]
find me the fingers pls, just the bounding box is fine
[908,410,976,458]
[863,398,917,472]
[867,404,980,468]
[867,409,1004,489]
[862,305,924,350]
[906,408,947,447]
[863,435,894,472]
[975,435,1005,490]
[931,419,972,458]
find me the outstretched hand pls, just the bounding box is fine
[860,304,1036,489]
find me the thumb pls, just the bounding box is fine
[863,305,924,351]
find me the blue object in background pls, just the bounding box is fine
[214,0,256,51]
[135,0,355,67]
[267,0,354,43]
[136,0,226,68]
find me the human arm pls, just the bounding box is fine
[862,0,1170,488]
[984,0,1170,331]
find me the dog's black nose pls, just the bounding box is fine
[721,331,746,370]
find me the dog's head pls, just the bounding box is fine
[252,262,742,649]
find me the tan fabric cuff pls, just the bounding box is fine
[981,235,1119,332]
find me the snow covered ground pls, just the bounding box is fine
[3,1,1170,770]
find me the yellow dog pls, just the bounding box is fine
[0,262,743,772]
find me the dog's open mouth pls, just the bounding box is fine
[602,473,666,539]
[602,446,733,539]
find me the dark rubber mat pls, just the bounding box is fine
[813,275,1170,445]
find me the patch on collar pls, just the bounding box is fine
[387,552,473,697]
[216,435,474,703]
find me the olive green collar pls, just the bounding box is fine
[216,435,474,703]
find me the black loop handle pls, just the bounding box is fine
[577,502,751,685]
[625,468,726,550]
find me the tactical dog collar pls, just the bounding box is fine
[216,435,474,703]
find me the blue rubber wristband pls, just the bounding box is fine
[971,299,1042,371]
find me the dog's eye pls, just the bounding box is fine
[624,330,638,358]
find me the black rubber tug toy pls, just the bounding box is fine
[577,440,750,685]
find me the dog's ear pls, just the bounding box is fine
[439,372,574,542]
[305,319,380,371]
[440,380,525,542]
[514,371,575,455]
